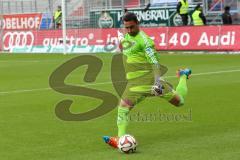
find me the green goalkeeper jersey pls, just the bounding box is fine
[122,30,160,64]
[121,31,160,80]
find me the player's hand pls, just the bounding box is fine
[151,84,163,96]
[151,78,164,96]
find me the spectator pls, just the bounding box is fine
[192,4,206,26]
[54,5,62,29]
[177,0,189,26]
[222,6,232,25]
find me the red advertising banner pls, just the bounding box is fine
[167,26,221,50]
[1,13,42,30]
[143,27,169,50]
[2,25,240,52]
[219,26,240,51]
[166,26,240,51]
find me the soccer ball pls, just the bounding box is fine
[118,134,137,153]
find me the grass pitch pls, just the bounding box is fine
[0,53,240,160]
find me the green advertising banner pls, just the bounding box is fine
[90,7,195,28]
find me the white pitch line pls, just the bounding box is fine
[0,87,51,94]
[191,69,240,76]
[0,69,240,95]
[0,59,67,63]
[0,60,41,63]
[166,69,240,78]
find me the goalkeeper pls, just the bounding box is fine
[103,12,191,148]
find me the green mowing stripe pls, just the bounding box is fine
[0,54,240,160]
[0,68,240,95]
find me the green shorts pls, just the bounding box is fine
[121,73,176,105]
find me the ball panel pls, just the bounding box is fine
[118,134,137,153]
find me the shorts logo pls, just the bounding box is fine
[3,31,34,50]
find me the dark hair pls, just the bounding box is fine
[224,6,230,11]
[123,12,138,23]
[195,4,201,10]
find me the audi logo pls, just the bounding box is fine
[3,31,34,50]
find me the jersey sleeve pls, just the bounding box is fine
[139,31,160,64]
[139,31,162,80]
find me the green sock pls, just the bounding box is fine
[117,106,130,137]
[176,75,188,102]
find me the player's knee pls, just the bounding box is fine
[120,99,134,109]
[169,95,184,107]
